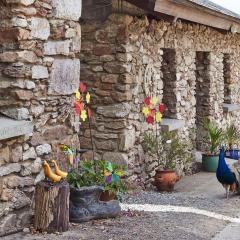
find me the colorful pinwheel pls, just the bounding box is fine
[74,83,92,122]
[104,161,123,185]
[142,96,164,125]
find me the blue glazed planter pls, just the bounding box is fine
[226,149,239,160]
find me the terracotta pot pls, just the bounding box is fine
[99,190,116,201]
[154,169,180,192]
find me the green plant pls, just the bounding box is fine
[142,132,158,154]
[203,119,224,155]
[67,160,97,189]
[161,132,191,170]
[224,123,240,149]
[67,160,127,195]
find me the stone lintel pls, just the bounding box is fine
[0,116,33,140]
[160,118,185,132]
[223,103,240,113]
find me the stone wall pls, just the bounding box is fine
[80,13,240,188]
[0,0,81,236]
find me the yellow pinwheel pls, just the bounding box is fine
[156,112,162,123]
[75,89,81,100]
[150,96,158,106]
[86,92,91,104]
[80,109,87,122]
[142,106,150,117]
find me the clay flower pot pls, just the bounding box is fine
[99,190,116,202]
[154,169,180,192]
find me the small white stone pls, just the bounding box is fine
[43,57,54,63]
[44,40,71,56]
[23,147,37,161]
[34,170,45,185]
[25,80,35,89]
[11,17,28,27]
[23,143,29,151]
[31,105,44,117]
[65,28,76,38]
[32,65,49,79]
[36,144,52,156]
[31,158,42,173]
[7,0,35,6]
[52,0,82,21]
[23,228,30,233]
[30,17,50,40]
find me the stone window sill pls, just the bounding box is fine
[223,103,240,113]
[160,118,185,132]
[0,116,33,141]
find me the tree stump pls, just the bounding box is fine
[34,180,69,233]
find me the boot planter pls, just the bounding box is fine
[69,186,121,223]
[154,169,180,192]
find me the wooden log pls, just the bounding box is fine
[34,180,69,233]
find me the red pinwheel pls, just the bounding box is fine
[74,102,83,114]
[159,104,165,114]
[146,115,154,125]
[80,82,87,93]
[144,96,151,105]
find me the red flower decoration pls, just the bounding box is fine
[80,82,86,93]
[75,102,83,114]
[159,104,165,114]
[146,116,154,125]
[144,96,151,106]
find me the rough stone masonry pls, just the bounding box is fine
[80,9,240,188]
[0,0,82,236]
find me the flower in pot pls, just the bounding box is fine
[224,123,240,160]
[66,159,126,222]
[62,83,126,222]
[202,119,224,172]
[154,132,191,192]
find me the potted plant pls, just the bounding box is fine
[154,132,190,191]
[224,123,240,159]
[60,83,126,222]
[141,96,190,191]
[66,158,126,222]
[202,119,224,172]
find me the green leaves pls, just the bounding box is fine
[67,160,127,195]
[160,132,191,170]
[224,123,240,149]
[142,132,158,154]
[203,119,224,155]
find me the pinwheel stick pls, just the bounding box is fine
[87,109,96,172]
[155,121,160,166]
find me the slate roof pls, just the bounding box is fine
[188,0,240,20]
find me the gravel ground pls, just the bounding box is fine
[3,171,240,240]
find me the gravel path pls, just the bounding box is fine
[3,170,240,240]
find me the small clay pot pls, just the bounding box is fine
[154,169,180,192]
[99,190,116,201]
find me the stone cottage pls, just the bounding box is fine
[80,0,240,185]
[1,0,240,236]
